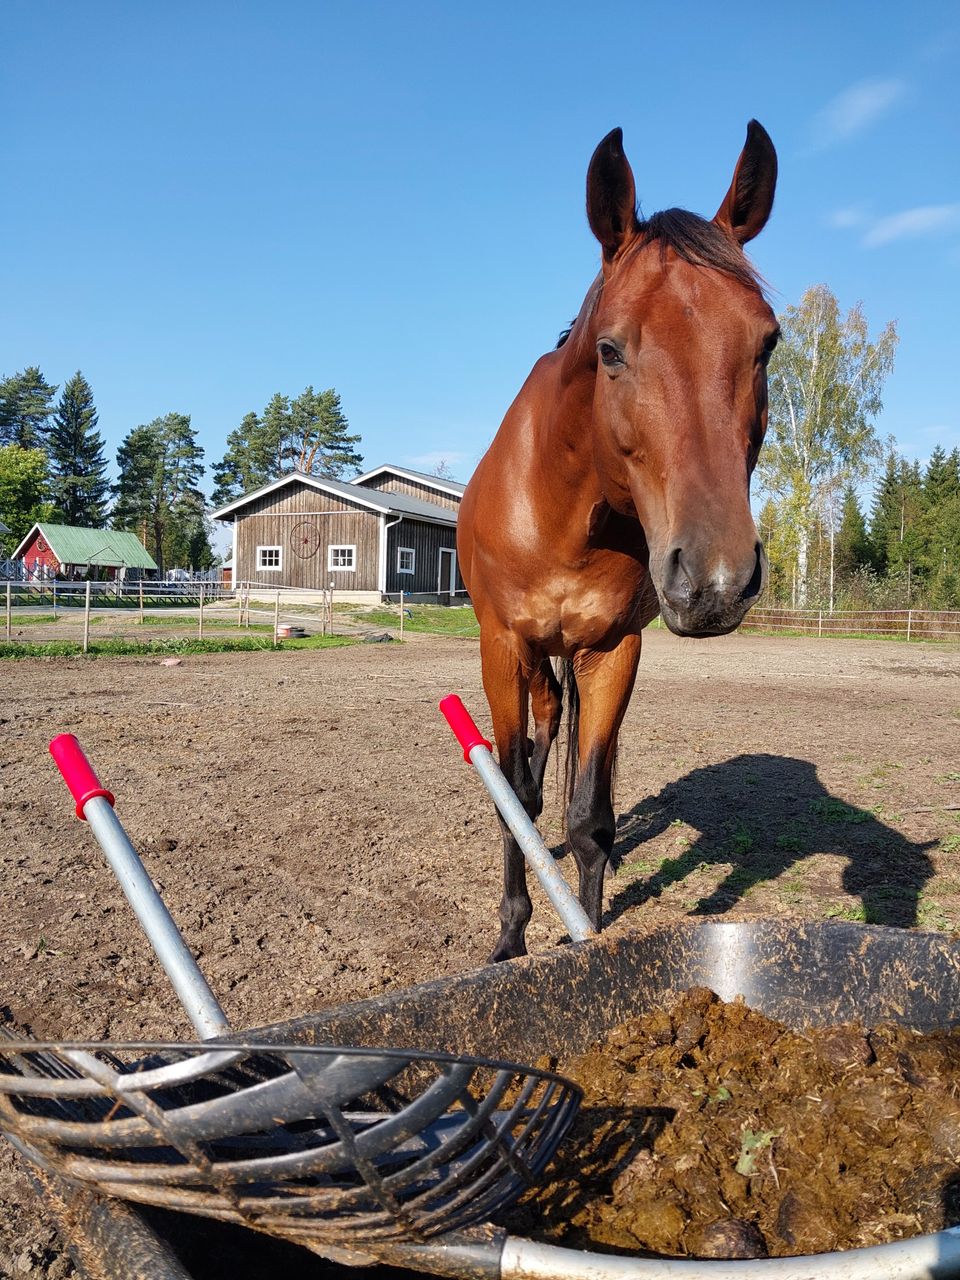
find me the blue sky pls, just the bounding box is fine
[3,1,958,501]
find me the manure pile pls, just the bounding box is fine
[504,987,960,1258]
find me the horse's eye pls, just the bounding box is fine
[598,340,624,368]
[759,330,780,365]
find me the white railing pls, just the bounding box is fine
[739,607,960,642]
[0,579,232,609]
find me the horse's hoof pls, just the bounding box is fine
[487,941,526,964]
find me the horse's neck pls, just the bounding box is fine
[535,277,605,502]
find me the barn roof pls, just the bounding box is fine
[12,523,158,569]
[211,471,458,526]
[352,463,466,498]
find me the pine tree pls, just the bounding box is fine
[211,411,275,505]
[0,367,59,448]
[47,371,109,526]
[260,393,291,476]
[112,414,206,574]
[286,387,363,478]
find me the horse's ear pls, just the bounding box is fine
[713,120,777,245]
[587,127,638,262]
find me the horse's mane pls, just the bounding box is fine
[631,208,764,292]
[557,208,763,349]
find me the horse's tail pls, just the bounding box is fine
[558,658,580,816]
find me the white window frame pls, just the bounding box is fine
[328,544,356,572]
[397,546,416,575]
[256,544,283,572]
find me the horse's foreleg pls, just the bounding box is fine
[567,634,642,930]
[528,659,563,798]
[481,632,537,962]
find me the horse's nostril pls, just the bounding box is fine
[662,546,694,609]
[742,543,764,601]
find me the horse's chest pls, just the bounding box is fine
[521,558,654,654]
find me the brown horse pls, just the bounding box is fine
[457,121,779,962]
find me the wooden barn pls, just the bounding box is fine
[12,523,157,581]
[212,467,466,600]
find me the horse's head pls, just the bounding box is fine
[583,122,778,637]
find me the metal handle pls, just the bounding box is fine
[439,697,596,944]
[48,736,231,1040]
[49,733,116,819]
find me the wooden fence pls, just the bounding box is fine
[0,579,232,610]
[739,608,960,642]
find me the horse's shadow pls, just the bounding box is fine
[602,753,937,929]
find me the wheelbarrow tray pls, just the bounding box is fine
[32,918,960,1279]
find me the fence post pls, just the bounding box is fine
[5,583,10,640]
[906,609,912,643]
[237,587,243,628]
[818,609,823,638]
[139,579,145,624]
[83,580,92,653]
[198,582,205,639]
[399,590,404,640]
[274,591,280,647]
[329,579,334,634]
[52,580,57,619]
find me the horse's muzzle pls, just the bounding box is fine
[657,541,767,637]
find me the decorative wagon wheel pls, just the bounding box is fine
[290,521,321,558]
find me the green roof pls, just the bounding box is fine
[28,523,158,570]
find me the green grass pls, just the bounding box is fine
[808,797,871,824]
[823,902,868,922]
[351,605,480,637]
[0,635,357,659]
[8,613,59,624]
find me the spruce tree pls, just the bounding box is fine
[0,367,59,448]
[835,485,871,580]
[47,371,109,526]
[112,413,206,574]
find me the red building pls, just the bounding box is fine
[13,523,157,580]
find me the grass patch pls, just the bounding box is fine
[727,822,755,856]
[824,902,868,922]
[809,798,870,824]
[350,605,480,637]
[0,635,357,659]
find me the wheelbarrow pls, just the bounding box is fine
[15,920,960,1280]
[5,718,960,1279]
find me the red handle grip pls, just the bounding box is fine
[49,734,116,820]
[439,695,493,764]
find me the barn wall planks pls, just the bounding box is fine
[385,519,464,595]
[234,481,382,590]
[358,475,462,512]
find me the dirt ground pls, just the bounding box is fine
[0,628,958,1276]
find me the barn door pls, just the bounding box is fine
[438,547,457,600]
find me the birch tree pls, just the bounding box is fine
[759,285,897,608]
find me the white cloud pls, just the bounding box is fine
[863,204,960,247]
[404,450,472,475]
[827,206,869,230]
[810,77,906,149]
